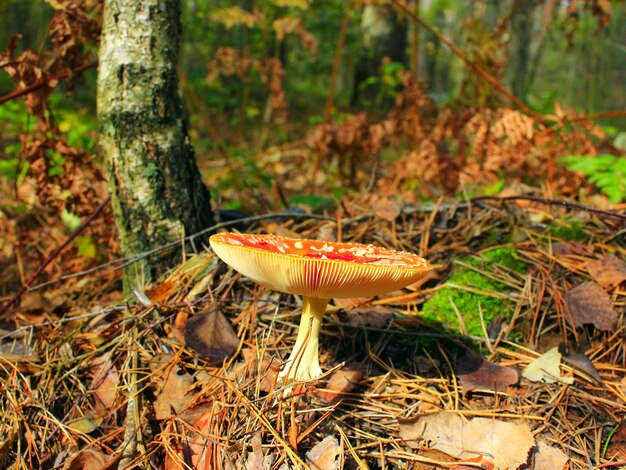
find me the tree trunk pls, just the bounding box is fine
[351,5,408,107]
[509,0,533,100]
[97,0,213,288]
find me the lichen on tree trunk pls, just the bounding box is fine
[97,0,213,289]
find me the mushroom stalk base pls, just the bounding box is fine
[279,296,329,383]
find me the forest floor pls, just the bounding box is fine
[1,168,626,469]
[1,76,626,469]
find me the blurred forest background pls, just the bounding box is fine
[0,0,625,291]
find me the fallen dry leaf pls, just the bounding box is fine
[317,362,365,402]
[455,352,519,393]
[245,432,265,470]
[65,414,103,434]
[534,441,569,470]
[306,435,341,470]
[62,449,115,470]
[412,448,460,469]
[185,309,240,364]
[151,355,194,420]
[333,297,369,309]
[345,306,394,328]
[167,403,215,470]
[560,346,603,385]
[241,348,279,393]
[374,197,401,221]
[586,255,626,288]
[398,412,534,469]
[89,352,119,418]
[565,281,618,331]
[551,241,591,257]
[522,347,574,384]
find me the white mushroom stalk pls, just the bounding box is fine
[209,232,432,385]
[280,296,329,382]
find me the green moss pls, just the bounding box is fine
[546,218,588,241]
[421,247,526,336]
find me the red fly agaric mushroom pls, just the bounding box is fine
[209,233,432,383]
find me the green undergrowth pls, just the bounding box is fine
[421,247,526,337]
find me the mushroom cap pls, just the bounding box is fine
[209,233,432,299]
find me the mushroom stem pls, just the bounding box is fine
[279,296,330,383]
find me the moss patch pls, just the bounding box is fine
[546,217,588,241]
[421,247,526,336]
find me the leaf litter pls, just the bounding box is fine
[1,195,626,469]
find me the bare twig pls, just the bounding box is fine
[324,4,352,123]
[0,61,97,105]
[391,0,542,121]
[472,195,626,221]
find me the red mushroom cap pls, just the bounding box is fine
[209,233,432,299]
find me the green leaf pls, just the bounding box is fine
[289,194,334,212]
[75,236,97,258]
[560,155,626,203]
[61,209,82,232]
[0,159,19,178]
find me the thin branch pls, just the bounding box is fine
[472,195,626,221]
[391,0,542,121]
[0,61,97,105]
[324,4,352,123]
[8,211,336,294]
[567,109,626,122]
[0,195,111,317]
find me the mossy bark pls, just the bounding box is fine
[97,0,213,288]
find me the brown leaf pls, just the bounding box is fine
[317,362,365,402]
[185,309,239,364]
[565,281,618,331]
[374,197,401,221]
[89,352,119,418]
[306,435,341,470]
[560,346,603,385]
[551,241,591,256]
[62,449,115,470]
[534,441,569,470]
[398,412,534,469]
[241,348,279,393]
[345,306,394,328]
[412,448,460,469]
[455,353,519,393]
[244,432,267,470]
[151,356,194,420]
[333,297,369,309]
[586,255,626,288]
[166,403,217,470]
